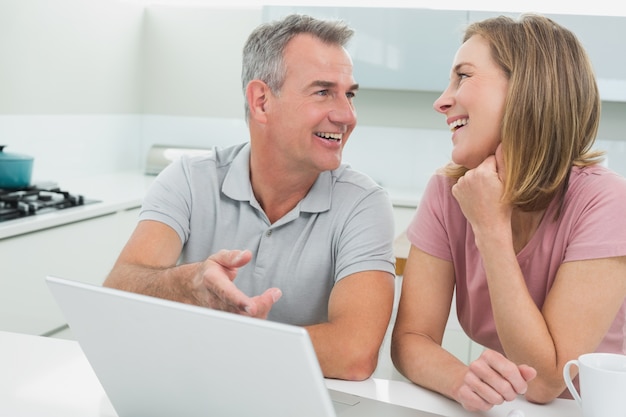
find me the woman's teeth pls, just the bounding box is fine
[449,118,468,132]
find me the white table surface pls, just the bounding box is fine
[0,330,581,417]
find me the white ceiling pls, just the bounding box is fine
[120,0,626,17]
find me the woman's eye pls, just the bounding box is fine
[454,72,469,86]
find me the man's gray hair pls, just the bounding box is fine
[241,14,354,121]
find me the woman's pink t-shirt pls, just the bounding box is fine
[407,164,626,356]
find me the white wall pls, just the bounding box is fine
[0,0,143,114]
[0,115,142,182]
[0,0,144,182]
[1,1,625,191]
[141,5,260,118]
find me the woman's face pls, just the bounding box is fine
[433,35,509,170]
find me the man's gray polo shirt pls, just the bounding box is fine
[140,142,395,325]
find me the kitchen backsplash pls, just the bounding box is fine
[140,115,453,194]
[1,114,624,200]
[0,115,142,182]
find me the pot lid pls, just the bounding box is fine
[0,145,34,161]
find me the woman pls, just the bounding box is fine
[391,14,626,411]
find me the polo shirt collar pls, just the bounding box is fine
[222,143,332,214]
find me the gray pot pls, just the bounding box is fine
[0,145,34,189]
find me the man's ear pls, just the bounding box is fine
[246,80,270,123]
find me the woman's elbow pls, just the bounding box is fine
[524,379,565,405]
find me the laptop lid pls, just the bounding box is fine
[46,275,336,417]
[46,276,445,417]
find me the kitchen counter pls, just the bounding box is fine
[385,187,421,208]
[0,171,156,336]
[0,171,154,240]
[0,167,418,337]
[0,172,419,240]
[0,330,581,417]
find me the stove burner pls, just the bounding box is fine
[0,183,97,222]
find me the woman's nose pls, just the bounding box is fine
[433,87,453,114]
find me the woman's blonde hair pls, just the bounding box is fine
[443,14,603,214]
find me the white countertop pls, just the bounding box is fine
[0,170,419,240]
[0,171,154,240]
[385,187,421,208]
[0,330,580,417]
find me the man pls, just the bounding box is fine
[104,14,396,381]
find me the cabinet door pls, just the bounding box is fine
[546,14,626,102]
[262,6,468,93]
[0,209,139,336]
[469,11,626,102]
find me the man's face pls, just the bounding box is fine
[264,34,358,175]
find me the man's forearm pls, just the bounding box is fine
[103,262,198,304]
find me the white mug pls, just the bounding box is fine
[563,352,626,417]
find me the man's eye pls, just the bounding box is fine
[346,92,356,99]
[316,90,329,96]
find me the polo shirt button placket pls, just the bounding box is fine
[265,229,272,237]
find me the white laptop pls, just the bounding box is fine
[46,275,445,417]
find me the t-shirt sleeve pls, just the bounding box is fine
[406,174,455,262]
[335,186,396,281]
[563,169,626,261]
[139,157,193,244]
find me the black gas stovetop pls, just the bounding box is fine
[0,183,99,223]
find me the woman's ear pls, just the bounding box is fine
[246,80,270,123]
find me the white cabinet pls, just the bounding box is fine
[468,11,626,103]
[262,6,466,93]
[559,15,626,102]
[392,206,415,237]
[0,208,139,336]
[264,6,626,102]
